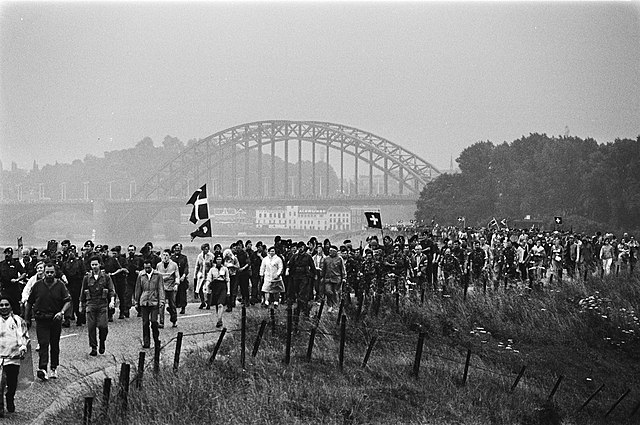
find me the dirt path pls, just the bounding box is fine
[3,302,239,424]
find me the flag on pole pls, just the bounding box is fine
[186,184,209,224]
[17,237,23,251]
[488,217,499,228]
[364,211,382,229]
[190,219,212,241]
[500,218,508,228]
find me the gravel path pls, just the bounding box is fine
[3,302,240,424]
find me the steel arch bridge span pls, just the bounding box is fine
[135,120,441,200]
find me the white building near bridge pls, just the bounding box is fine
[255,205,353,231]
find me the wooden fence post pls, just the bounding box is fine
[362,335,377,368]
[173,332,183,372]
[413,332,426,377]
[547,375,563,401]
[306,327,317,362]
[462,349,472,385]
[336,298,344,326]
[83,396,93,425]
[510,366,526,393]
[252,320,267,357]
[209,328,227,364]
[136,352,145,390]
[605,389,630,417]
[577,383,604,412]
[316,298,325,325]
[153,340,160,374]
[339,315,347,370]
[241,306,247,368]
[285,305,293,365]
[117,363,130,415]
[101,377,111,417]
[395,292,400,314]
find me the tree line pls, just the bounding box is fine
[415,133,640,234]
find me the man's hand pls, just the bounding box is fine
[108,300,115,310]
[18,345,27,359]
[54,311,64,321]
[79,304,85,314]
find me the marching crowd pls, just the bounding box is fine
[0,227,637,416]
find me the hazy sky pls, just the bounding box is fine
[1,1,639,171]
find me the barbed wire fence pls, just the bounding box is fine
[80,295,640,425]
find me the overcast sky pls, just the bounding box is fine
[1,1,639,171]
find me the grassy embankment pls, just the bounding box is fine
[53,273,640,424]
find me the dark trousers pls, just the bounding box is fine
[288,275,313,316]
[176,280,188,308]
[160,290,177,326]
[1,364,19,406]
[124,280,136,313]
[67,280,83,322]
[86,306,108,348]
[236,273,250,305]
[115,279,127,316]
[141,306,160,346]
[35,318,62,370]
[227,275,238,310]
[250,274,261,302]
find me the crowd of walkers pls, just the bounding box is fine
[0,227,637,416]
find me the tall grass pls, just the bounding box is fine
[52,273,640,424]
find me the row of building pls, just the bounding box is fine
[187,205,381,232]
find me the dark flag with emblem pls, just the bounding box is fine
[190,219,212,242]
[364,211,382,229]
[186,184,209,224]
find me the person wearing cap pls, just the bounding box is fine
[0,248,26,316]
[79,256,116,356]
[125,245,143,318]
[103,247,127,321]
[321,245,345,313]
[285,242,315,319]
[61,245,86,326]
[0,293,29,416]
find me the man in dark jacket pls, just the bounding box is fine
[285,242,315,319]
[80,257,116,356]
[25,262,71,381]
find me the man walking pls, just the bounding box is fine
[25,262,71,381]
[156,249,180,328]
[321,246,345,312]
[79,257,116,356]
[134,259,165,348]
[0,247,26,316]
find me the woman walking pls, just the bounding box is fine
[0,294,29,416]
[260,247,284,309]
[204,253,230,328]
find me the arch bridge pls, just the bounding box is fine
[135,120,440,201]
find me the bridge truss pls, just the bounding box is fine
[135,120,441,200]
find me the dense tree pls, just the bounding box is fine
[416,134,640,232]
